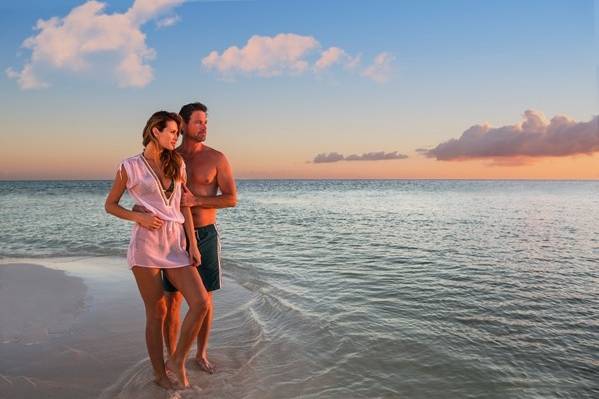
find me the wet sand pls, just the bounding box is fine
[0,257,255,399]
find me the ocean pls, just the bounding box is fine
[1,180,598,398]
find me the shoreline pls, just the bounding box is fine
[3,178,599,182]
[0,257,256,399]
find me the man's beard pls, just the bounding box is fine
[190,132,206,142]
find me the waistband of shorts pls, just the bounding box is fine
[194,224,217,233]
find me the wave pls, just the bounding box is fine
[96,258,365,399]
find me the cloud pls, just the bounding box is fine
[314,47,347,71]
[313,152,345,163]
[361,52,394,83]
[202,33,320,77]
[6,0,183,90]
[423,110,599,162]
[6,64,48,90]
[126,0,183,24]
[202,33,392,82]
[345,151,408,161]
[313,151,408,163]
[156,14,180,28]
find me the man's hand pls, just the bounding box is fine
[188,242,202,267]
[181,185,199,207]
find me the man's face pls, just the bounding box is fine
[183,110,207,142]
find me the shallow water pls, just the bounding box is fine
[1,180,598,397]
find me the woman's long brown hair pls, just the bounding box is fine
[142,111,184,182]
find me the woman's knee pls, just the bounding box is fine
[147,300,167,322]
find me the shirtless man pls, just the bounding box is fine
[162,102,237,373]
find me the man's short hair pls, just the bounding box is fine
[179,102,208,124]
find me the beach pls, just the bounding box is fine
[3,0,599,395]
[0,257,259,399]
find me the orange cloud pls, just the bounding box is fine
[313,151,408,163]
[423,110,599,163]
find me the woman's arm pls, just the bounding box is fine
[182,205,201,266]
[104,168,163,230]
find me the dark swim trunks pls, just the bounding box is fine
[162,224,222,292]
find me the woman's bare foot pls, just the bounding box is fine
[154,375,173,390]
[195,357,215,374]
[165,357,189,388]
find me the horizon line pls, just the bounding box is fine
[2,178,599,182]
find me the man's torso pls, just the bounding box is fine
[179,146,221,227]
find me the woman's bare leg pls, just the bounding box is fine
[131,266,172,389]
[195,293,215,373]
[163,266,209,387]
[163,291,183,356]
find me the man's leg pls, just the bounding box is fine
[163,291,183,356]
[195,293,214,372]
[194,225,221,373]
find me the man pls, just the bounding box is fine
[162,102,237,373]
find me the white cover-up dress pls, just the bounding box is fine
[119,154,191,269]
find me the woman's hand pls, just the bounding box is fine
[135,212,164,230]
[189,242,202,267]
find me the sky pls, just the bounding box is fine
[0,0,597,179]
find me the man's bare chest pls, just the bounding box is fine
[186,158,217,187]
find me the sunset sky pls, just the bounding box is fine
[1,0,597,179]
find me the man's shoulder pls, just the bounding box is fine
[203,145,225,156]
[176,145,225,160]
[203,145,229,163]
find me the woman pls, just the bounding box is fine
[105,111,209,389]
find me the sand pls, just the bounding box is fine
[0,263,87,345]
[0,257,256,399]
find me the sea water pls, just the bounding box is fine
[1,180,598,398]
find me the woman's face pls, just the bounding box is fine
[152,120,180,151]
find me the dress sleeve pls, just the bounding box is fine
[180,160,187,184]
[118,158,137,189]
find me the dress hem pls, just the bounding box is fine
[128,263,193,270]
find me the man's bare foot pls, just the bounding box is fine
[165,358,189,388]
[154,375,173,390]
[195,357,215,374]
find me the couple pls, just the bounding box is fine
[104,102,237,389]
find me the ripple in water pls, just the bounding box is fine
[2,180,599,397]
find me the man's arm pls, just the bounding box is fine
[182,154,237,209]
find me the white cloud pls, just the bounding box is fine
[344,53,362,70]
[6,64,49,90]
[362,52,394,83]
[203,33,393,82]
[314,47,347,71]
[7,0,183,90]
[156,14,180,28]
[126,0,183,24]
[202,33,320,77]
